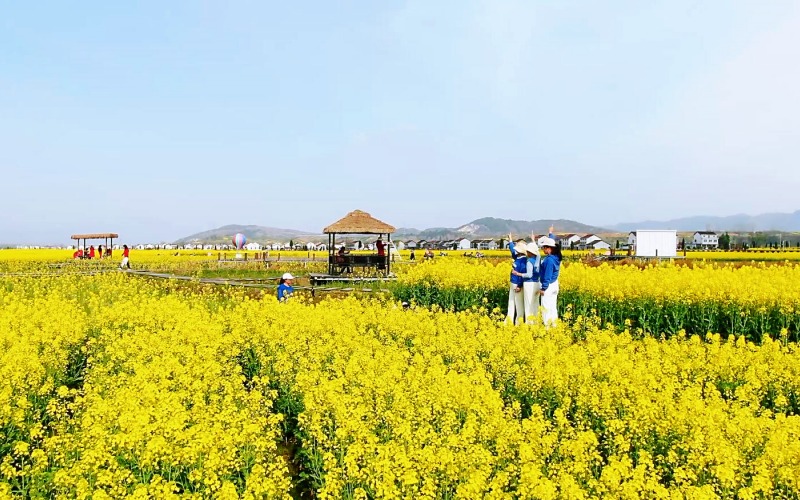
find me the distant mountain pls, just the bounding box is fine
[174,224,318,244]
[455,217,609,237]
[611,210,800,232]
[175,218,612,244]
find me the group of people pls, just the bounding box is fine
[506,233,562,326]
[72,244,131,269]
[73,245,112,259]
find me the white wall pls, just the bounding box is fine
[635,230,677,257]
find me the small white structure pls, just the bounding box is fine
[628,231,637,247]
[472,239,498,250]
[693,231,719,249]
[634,230,677,257]
[588,240,611,251]
[305,242,317,251]
[245,242,262,251]
[458,238,471,250]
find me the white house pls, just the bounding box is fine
[458,238,471,250]
[472,239,498,250]
[559,234,582,249]
[405,240,417,249]
[581,234,602,246]
[305,242,317,251]
[244,242,262,251]
[587,240,611,251]
[394,241,405,250]
[628,231,637,247]
[693,231,719,249]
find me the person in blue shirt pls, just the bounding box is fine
[538,237,562,326]
[277,272,294,302]
[511,234,542,324]
[506,239,529,324]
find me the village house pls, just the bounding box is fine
[692,231,719,249]
[472,239,498,250]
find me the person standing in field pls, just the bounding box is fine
[88,245,96,259]
[510,233,541,324]
[506,239,529,324]
[538,237,562,326]
[119,245,131,269]
[277,272,294,301]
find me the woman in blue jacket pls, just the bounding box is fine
[506,239,529,324]
[511,235,541,324]
[538,237,562,326]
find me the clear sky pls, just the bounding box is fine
[2,1,799,244]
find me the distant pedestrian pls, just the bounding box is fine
[409,249,415,261]
[375,237,386,257]
[88,245,96,259]
[277,272,294,301]
[538,237,562,327]
[119,245,131,269]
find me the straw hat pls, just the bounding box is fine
[282,272,294,280]
[526,241,540,255]
[514,241,528,255]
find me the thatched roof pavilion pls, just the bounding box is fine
[323,210,396,235]
[323,210,395,275]
[71,233,119,252]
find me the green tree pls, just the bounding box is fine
[719,232,731,250]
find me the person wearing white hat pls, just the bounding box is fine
[506,237,529,324]
[512,234,542,324]
[538,237,562,326]
[277,272,295,302]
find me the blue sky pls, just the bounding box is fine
[2,1,799,243]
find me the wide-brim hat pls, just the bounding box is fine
[539,237,557,248]
[514,241,528,255]
[282,272,295,280]
[526,242,540,255]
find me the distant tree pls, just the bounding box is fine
[615,240,620,249]
[719,232,731,250]
[289,239,294,248]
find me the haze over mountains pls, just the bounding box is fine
[175,218,607,244]
[173,210,800,244]
[610,210,800,233]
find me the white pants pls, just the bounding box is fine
[120,257,129,268]
[541,281,559,326]
[506,283,524,324]
[523,281,541,323]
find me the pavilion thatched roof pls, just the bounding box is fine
[71,233,119,240]
[323,210,396,234]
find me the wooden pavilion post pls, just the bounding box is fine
[387,232,391,275]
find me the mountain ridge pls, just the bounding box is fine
[610,210,800,232]
[174,218,610,244]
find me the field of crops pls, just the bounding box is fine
[2,251,800,498]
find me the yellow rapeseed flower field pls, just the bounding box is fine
[2,257,800,498]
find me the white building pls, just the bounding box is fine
[628,231,637,247]
[693,231,719,249]
[458,238,471,250]
[472,239,498,250]
[244,242,262,251]
[588,240,611,251]
[559,234,582,249]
